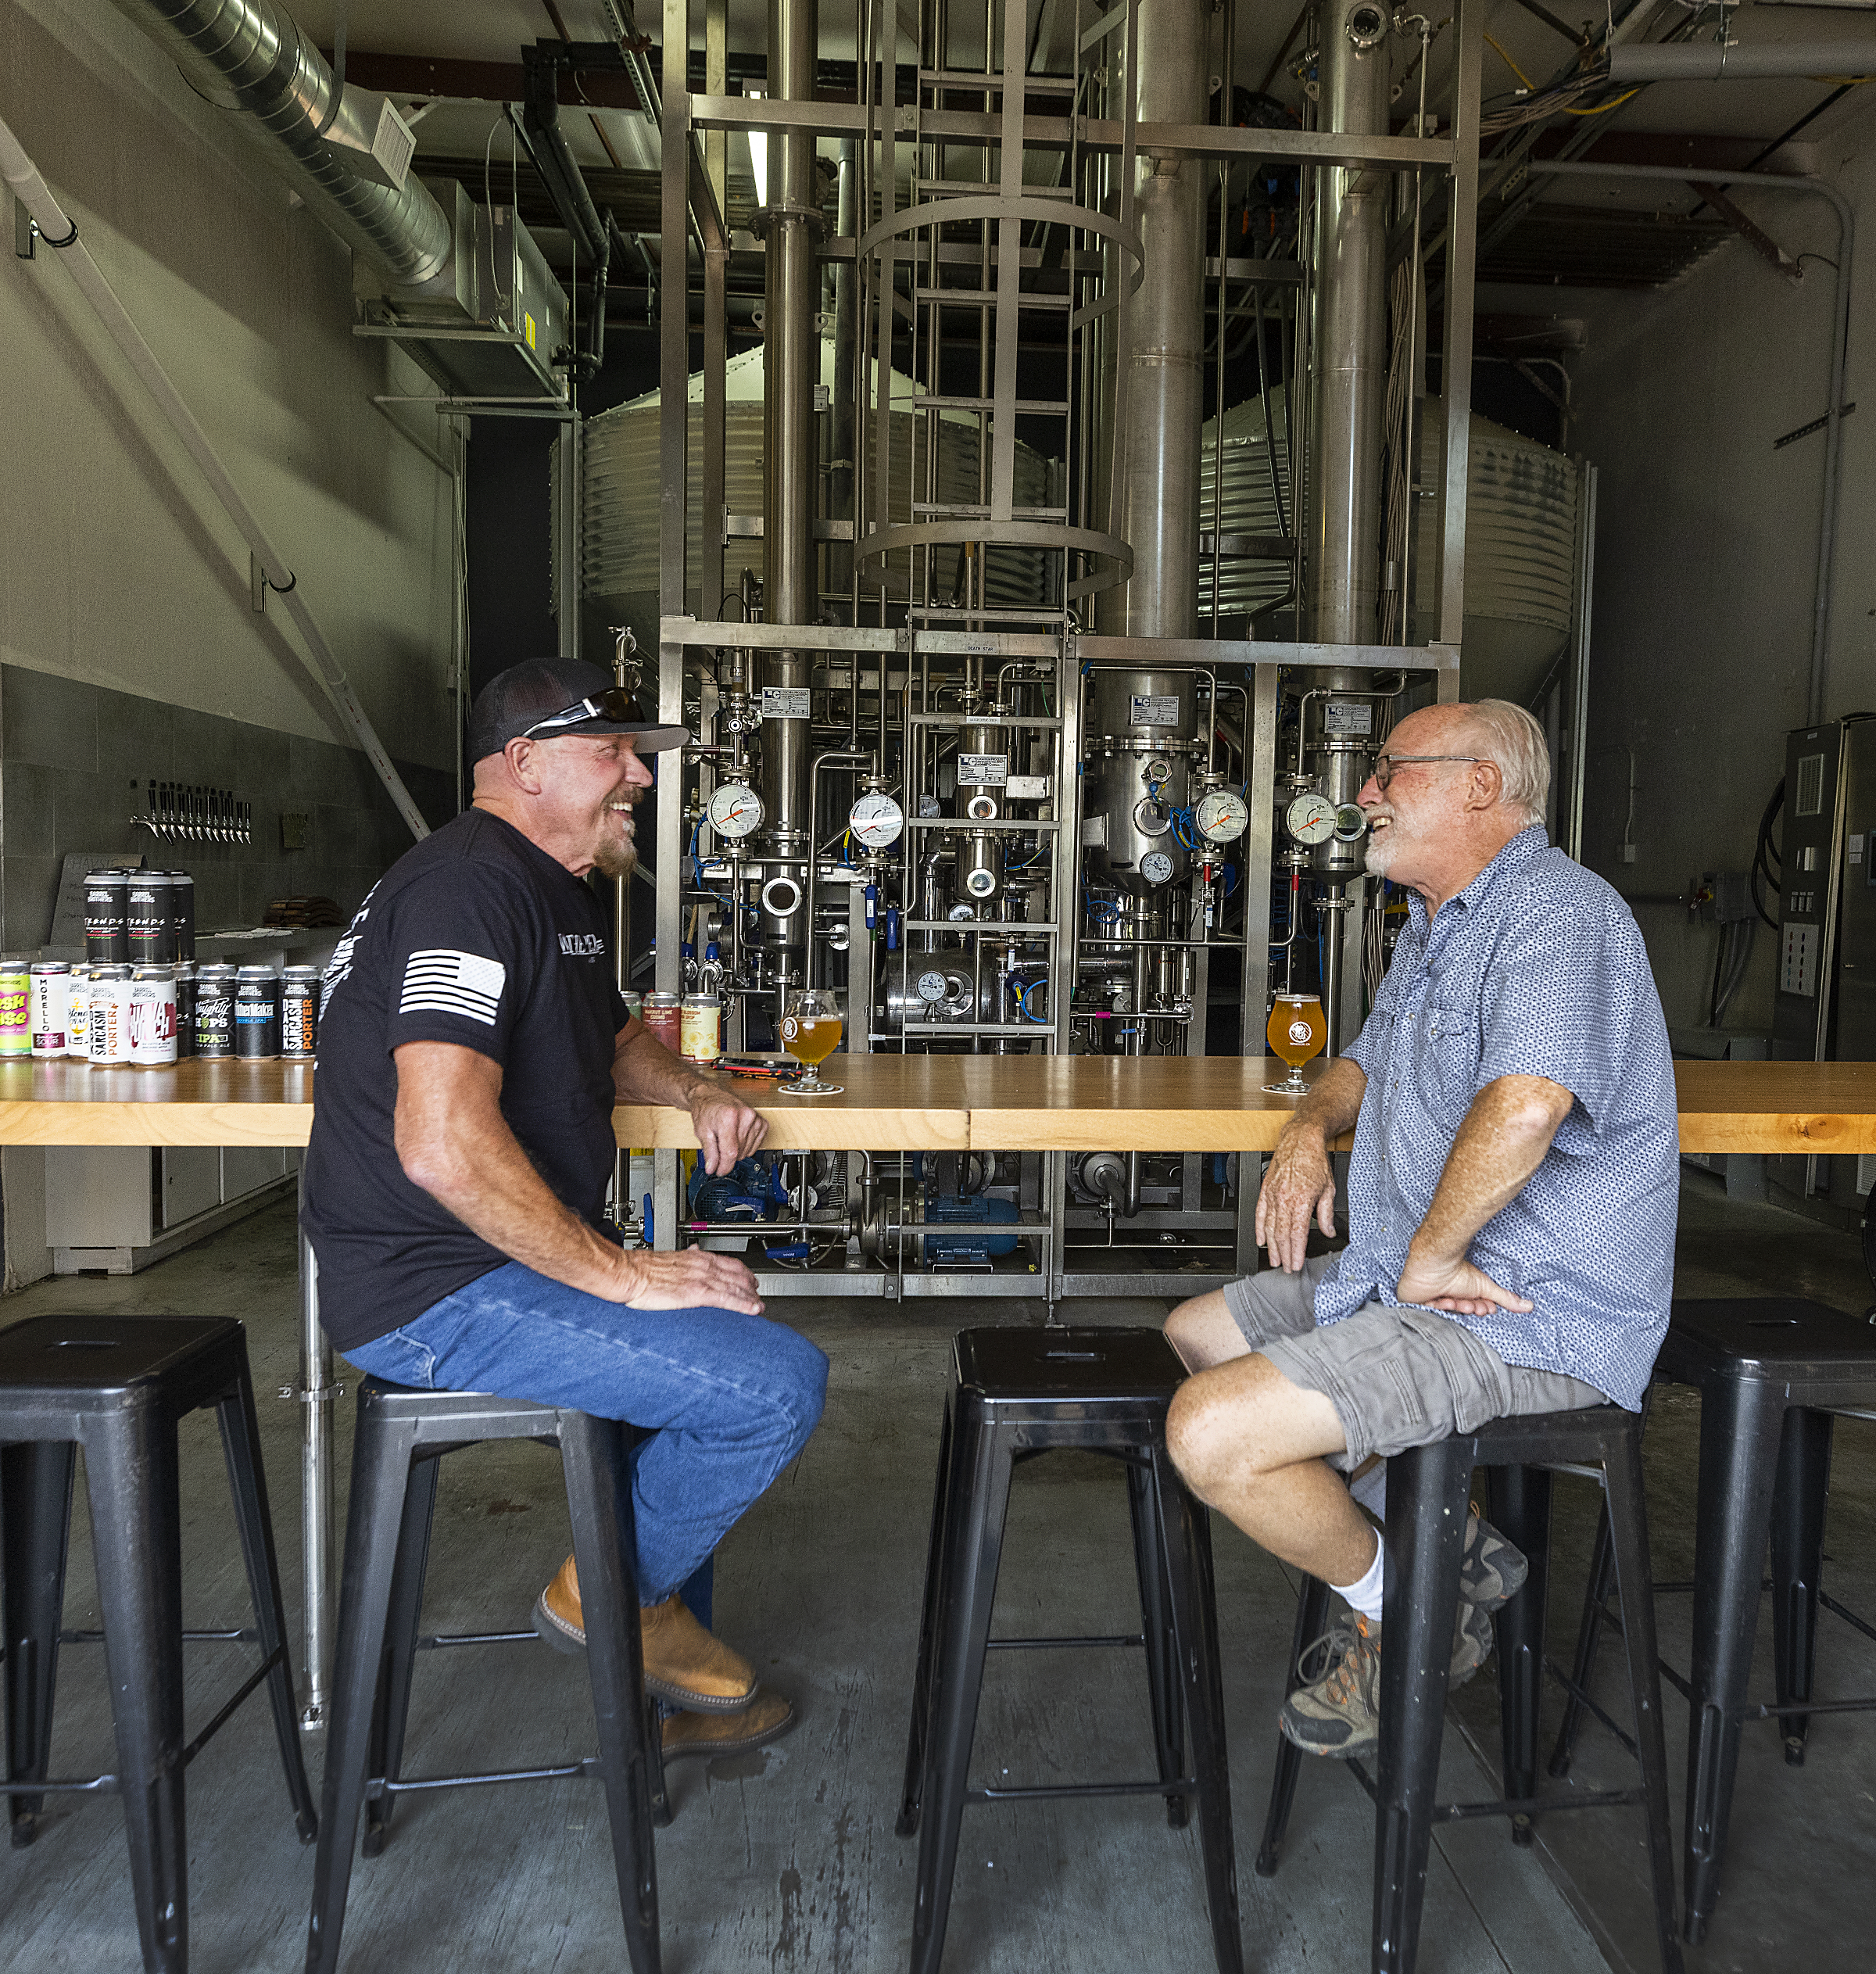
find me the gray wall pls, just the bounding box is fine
[1568,99,1876,1037]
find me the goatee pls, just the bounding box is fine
[594,840,637,881]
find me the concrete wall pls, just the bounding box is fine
[0,0,467,1288]
[1570,99,1876,1038]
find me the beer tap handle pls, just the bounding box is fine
[242,801,252,845]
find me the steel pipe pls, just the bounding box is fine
[1608,40,1876,84]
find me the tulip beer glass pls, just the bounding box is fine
[780,988,843,1094]
[1263,993,1326,1096]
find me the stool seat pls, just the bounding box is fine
[899,1326,1241,1974]
[0,1311,316,1974]
[1663,1298,1876,1379]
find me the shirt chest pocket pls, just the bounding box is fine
[1420,999,1482,1117]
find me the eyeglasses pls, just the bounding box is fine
[520,687,639,741]
[1371,754,1482,794]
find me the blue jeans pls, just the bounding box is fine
[340,1263,829,1607]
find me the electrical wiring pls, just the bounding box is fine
[1484,30,1538,92]
[1563,84,1642,115]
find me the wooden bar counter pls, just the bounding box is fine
[1,1053,1874,1158]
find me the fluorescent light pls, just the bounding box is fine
[746,86,768,206]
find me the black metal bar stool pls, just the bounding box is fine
[1255,1405,1682,1974]
[0,1313,317,1974]
[1549,1297,1876,1943]
[306,1377,667,1974]
[896,1327,1241,1974]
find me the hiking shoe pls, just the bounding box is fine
[1448,1511,1529,1687]
[1280,1612,1383,1758]
[533,1556,758,1714]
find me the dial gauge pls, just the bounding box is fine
[916,969,948,1003]
[1196,790,1251,844]
[850,790,904,848]
[707,781,764,840]
[1285,792,1337,847]
[1140,850,1176,886]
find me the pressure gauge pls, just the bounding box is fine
[916,969,948,1004]
[1285,792,1337,847]
[1140,850,1176,886]
[850,790,904,849]
[1195,789,1251,844]
[707,781,764,840]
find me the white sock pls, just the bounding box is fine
[1348,1460,1387,1521]
[1330,1527,1385,1625]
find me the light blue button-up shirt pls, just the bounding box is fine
[1316,826,1678,1410]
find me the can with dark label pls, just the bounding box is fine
[165,871,196,962]
[126,872,175,966]
[195,964,237,1059]
[128,966,178,1066]
[281,966,320,1059]
[88,966,131,1066]
[30,962,69,1058]
[234,966,280,1059]
[0,958,30,1059]
[174,963,196,1059]
[66,970,91,1059]
[84,870,130,966]
[642,991,681,1051]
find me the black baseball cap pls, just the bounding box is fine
[467,658,690,763]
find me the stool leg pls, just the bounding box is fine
[1684,1375,1785,1945]
[897,1389,956,1841]
[2,1440,76,1847]
[1372,1437,1473,1974]
[83,1406,188,1974]
[1547,1500,1614,1780]
[306,1406,423,1974]
[1769,1406,1832,1768]
[1254,1571,1332,1877]
[1152,1451,1243,1974]
[1602,1426,1684,1974]
[1485,1464,1552,1846]
[909,1405,1011,1974]
[1127,1453,1187,1829]
[361,1453,441,1859]
[562,1412,662,1974]
[213,1374,317,1842]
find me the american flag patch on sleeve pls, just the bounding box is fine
[399,949,508,1026]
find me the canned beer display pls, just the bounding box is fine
[281,966,319,1059]
[66,970,91,1059]
[126,872,175,965]
[234,966,281,1059]
[88,966,131,1065]
[30,962,69,1058]
[84,869,129,966]
[128,966,178,1066]
[0,958,30,1059]
[641,991,681,1051]
[165,871,197,961]
[195,964,237,1059]
[680,993,721,1064]
[174,962,197,1059]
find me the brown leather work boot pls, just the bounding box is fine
[532,1554,760,1714]
[661,1689,796,1763]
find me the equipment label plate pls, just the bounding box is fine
[1324,702,1373,735]
[958,753,1008,785]
[1781,922,1819,998]
[1007,774,1051,799]
[1130,694,1179,728]
[761,686,811,721]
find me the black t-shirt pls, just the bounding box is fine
[301,808,627,1351]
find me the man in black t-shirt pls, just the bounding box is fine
[303,657,828,1761]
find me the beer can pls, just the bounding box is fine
[88,966,131,1066]
[165,871,196,962]
[679,994,721,1064]
[30,962,70,1058]
[66,969,91,1059]
[174,963,196,1059]
[126,872,175,966]
[642,991,681,1052]
[128,966,178,1066]
[0,958,30,1059]
[234,966,281,1059]
[84,869,130,966]
[195,963,238,1059]
[281,966,320,1059]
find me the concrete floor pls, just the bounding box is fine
[0,1171,1868,1972]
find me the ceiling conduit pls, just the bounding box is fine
[1609,40,1876,83]
[102,0,452,285]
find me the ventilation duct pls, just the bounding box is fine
[1609,39,1876,84]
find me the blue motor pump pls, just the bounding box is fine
[923,1193,1021,1260]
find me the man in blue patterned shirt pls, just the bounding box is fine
[1163,699,1677,1757]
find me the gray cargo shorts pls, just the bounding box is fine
[1222,1256,1608,1469]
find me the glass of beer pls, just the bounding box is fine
[779,987,843,1094]
[1263,992,1326,1096]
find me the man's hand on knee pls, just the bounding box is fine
[613,1248,766,1315]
